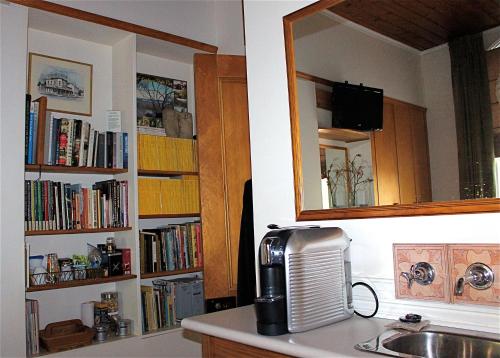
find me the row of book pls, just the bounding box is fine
[24,95,129,168]
[141,277,204,332]
[137,134,197,172]
[25,299,40,356]
[138,177,200,216]
[139,222,202,274]
[24,179,129,232]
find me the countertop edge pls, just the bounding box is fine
[181,318,360,358]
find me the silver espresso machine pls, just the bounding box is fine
[255,226,354,335]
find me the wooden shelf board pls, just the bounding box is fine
[25,164,128,175]
[139,213,200,219]
[26,274,137,292]
[318,128,370,143]
[138,169,198,177]
[140,267,203,279]
[26,227,132,236]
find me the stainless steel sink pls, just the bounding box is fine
[355,329,500,358]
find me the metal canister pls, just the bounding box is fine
[95,324,108,342]
[118,319,132,337]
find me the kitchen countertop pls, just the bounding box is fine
[181,305,391,357]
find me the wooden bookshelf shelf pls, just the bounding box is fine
[26,274,137,292]
[140,267,203,279]
[25,164,128,175]
[138,169,198,177]
[26,227,132,236]
[139,213,200,219]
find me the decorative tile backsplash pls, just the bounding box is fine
[393,244,450,302]
[449,244,500,306]
[393,244,499,306]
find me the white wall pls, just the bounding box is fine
[54,0,246,55]
[214,0,246,55]
[297,78,322,209]
[243,0,500,333]
[54,0,217,47]
[420,45,460,201]
[294,12,423,105]
[0,4,29,357]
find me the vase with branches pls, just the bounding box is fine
[324,153,373,208]
[324,159,344,207]
[343,154,373,207]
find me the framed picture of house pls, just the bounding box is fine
[28,53,93,116]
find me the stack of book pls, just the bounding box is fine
[138,176,200,216]
[24,179,129,231]
[25,95,128,168]
[141,277,204,332]
[137,134,197,172]
[139,222,202,274]
[25,299,40,356]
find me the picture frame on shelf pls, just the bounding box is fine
[136,73,188,132]
[28,53,93,116]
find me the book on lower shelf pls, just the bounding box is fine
[24,95,128,169]
[139,222,202,274]
[25,299,40,357]
[24,179,129,232]
[141,276,204,333]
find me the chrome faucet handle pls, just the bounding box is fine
[400,271,414,288]
[454,263,494,296]
[400,262,435,289]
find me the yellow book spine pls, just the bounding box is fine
[152,178,162,215]
[138,178,146,215]
[152,135,161,170]
[159,136,167,172]
[137,134,143,170]
[160,179,168,215]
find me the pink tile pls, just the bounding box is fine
[393,244,450,302]
[448,244,500,306]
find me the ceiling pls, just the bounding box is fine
[329,0,500,51]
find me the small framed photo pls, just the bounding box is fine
[28,53,93,116]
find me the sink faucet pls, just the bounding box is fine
[400,262,435,289]
[454,263,494,296]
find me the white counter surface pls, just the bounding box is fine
[181,305,391,357]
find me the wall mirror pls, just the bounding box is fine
[284,0,500,220]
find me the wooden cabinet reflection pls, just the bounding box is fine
[372,98,432,205]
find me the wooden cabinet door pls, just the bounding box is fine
[195,54,251,299]
[372,99,432,206]
[394,102,417,204]
[372,100,401,205]
[410,107,432,203]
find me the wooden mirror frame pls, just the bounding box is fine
[283,0,500,220]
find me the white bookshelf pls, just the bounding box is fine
[1,3,213,356]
